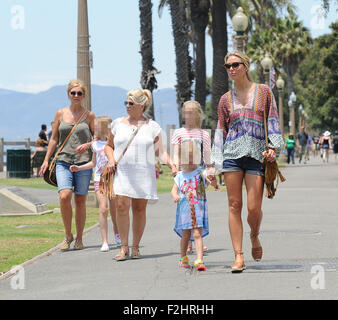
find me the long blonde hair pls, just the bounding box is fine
[224,51,253,81]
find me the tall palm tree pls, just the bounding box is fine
[272,15,312,96]
[139,0,158,120]
[210,0,228,130]
[164,0,193,126]
[188,0,210,111]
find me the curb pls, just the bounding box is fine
[0,222,100,282]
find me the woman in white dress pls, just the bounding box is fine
[105,89,177,261]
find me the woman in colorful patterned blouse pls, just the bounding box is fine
[211,51,284,273]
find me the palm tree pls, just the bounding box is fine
[210,0,228,130]
[139,0,158,120]
[163,0,193,126]
[188,0,210,111]
[272,15,312,96]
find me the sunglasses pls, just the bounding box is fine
[124,101,135,106]
[70,91,83,96]
[224,62,244,69]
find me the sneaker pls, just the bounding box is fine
[60,235,74,251]
[178,256,190,268]
[114,233,121,245]
[73,239,84,250]
[100,243,109,252]
[194,259,207,271]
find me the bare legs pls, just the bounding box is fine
[95,191,118,247]
[115,195,147,257]
[224,171,264,267]
[59,189,87,241]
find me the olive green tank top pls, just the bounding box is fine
[56,119,92,164]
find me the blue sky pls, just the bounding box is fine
[0,0,336,93]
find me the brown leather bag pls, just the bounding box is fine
[262,106,286,199]
[43,110,89,187]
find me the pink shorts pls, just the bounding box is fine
[94,181,100,192]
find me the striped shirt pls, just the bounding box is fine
[171,127,212,169]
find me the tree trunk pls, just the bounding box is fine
[139,0,157,120]
[189,0,210,111]
[211,0,228,130]
[168,0,193,126]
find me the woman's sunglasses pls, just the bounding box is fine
[224,62,244,69]
[124,101,135,106]
[70,91,83,96]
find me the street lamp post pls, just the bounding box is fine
[232,7,248,52]
[276,75,285,136]
[289,91,297,136]
[261,53,273,87]
[298,104,303,131]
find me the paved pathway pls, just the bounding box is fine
[0,155,337,300]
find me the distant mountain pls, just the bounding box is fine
[0,85,179,141]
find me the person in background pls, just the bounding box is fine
[284,134,296,164]
[320,131,332,163]
[39,124,49,147]
[333,131,338,162]
[312,134,320,157]
[48,121,54,141]
[297,126,309,164]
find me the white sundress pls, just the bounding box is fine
[111,117,162,200]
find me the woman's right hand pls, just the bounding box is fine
[106,159,116,173]
[39,160,49,177]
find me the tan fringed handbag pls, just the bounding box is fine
[262,106,286,199]
[99,126,140,199]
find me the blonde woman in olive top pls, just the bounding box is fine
[40,80,96,251]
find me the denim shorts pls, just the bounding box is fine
[222,157,265,177]
[55,161,92,195]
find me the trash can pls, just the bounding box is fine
[7,149,31,178]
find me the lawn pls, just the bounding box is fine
[0,205,99,275]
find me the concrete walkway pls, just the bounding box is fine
[0,155,337,300]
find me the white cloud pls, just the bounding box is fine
[0,82,54,93]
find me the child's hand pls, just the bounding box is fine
[207,177,220,190]
[172,195,181,203]
[70,165,79,172]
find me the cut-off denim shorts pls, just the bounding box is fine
[222,156,265,177]
[55,161,92,195]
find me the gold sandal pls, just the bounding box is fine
[115,245,129,261]
[231,250,246,273]
[131,245,141,259]
[250,232,263,261]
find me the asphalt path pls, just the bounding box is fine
[0,155,337,300]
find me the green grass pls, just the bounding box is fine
[0,205,99,275]
[0,177,56,190]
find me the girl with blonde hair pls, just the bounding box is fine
[70,117,120,252]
